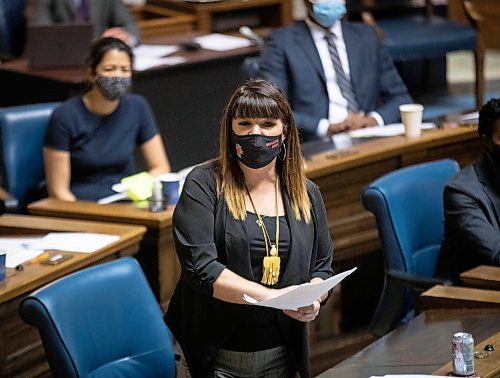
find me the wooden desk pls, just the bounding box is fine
[0,214,146,378]
[150,0,292,32]
[421,284,500,309]
[461,265,500,290]
[0,32,259,170]
[318,308,500,378]
[28,200,178,312]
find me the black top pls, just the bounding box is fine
[437,154,500,283]
[44,94,158,200]
[165,162,334,377]
[223,213,290,352]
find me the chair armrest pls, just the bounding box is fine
[0,187,19,213]
[386,269,452,291]
[460,0,482,30]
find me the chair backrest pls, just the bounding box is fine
[362,159,460,278]
[0,102,59,210]
[19,257,176,378]
[0,0,26,57]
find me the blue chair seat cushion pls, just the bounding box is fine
[378,15,477,61]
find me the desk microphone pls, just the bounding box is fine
[239,26,264,46]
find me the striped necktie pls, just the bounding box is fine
[325,31,359,113]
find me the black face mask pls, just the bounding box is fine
[231,131,283,169]
[488,142,500,169]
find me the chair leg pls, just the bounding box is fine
[474,49,484,109]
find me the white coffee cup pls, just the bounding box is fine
[399,104,424,138]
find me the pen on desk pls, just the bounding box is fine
[30,252,49,263]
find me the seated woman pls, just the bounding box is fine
[165,79,334,377]
[44,37,170,201]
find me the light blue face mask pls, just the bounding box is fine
[312,1,347,29]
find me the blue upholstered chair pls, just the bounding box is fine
[0,102,59,212]
[19,257,176,378]
[357,0,483,108]
[361,159,459,337]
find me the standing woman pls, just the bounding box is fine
[44,37,170,201]
[166,79,334,377]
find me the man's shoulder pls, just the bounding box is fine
[446,162,481,193]
[268,21,308,39]
[341,21,378,39]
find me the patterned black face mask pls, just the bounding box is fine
[95,76,132,101]
[231,131,283,169]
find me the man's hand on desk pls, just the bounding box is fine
[327,112,378,137]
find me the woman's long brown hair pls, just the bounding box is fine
[214,79,311,223]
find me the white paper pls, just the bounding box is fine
[97,192,129,204]
[0,237,45,268]
[460,111,479,122]
[29,233,120,254]
[349,123,435,138]
[194,33,252,51]
[134,56,186,71]
[243,267,357,310]
[133,44,179,58]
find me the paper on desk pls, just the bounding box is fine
[243,267,357,310]
[134,56,186,71]
[133,44,179,58]
[194,33,252,51]
[29,233,120,254]
[0,237,44,268]
[349,123,435,138]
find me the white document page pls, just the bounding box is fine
[133,44,179,58]
[243,267,357,310]
[0,237,45,268]
[134,56,186,71]
[349,123,435,138]
[29,233,120,254]
[194,33,252,51]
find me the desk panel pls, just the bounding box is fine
[0,215,145,378]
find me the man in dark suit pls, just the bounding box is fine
[259,0,412,140]
[437,98,500,284]
[33,0,140,46]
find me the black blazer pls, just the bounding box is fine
[437,155,500,283]
[259,21,412,139]
[165,162,334,377]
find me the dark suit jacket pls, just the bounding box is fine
[259,21,412,140]
[33,0,140,43]
[437,155,500,283]
[165,162,334,378]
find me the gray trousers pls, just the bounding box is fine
[213,346,295,378]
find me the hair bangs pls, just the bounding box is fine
[231,93,285,121]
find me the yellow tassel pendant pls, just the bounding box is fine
[261,256,281,285]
